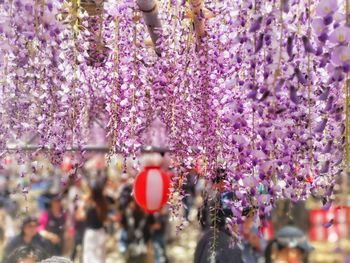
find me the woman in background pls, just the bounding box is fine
[3,217,48,260]
[82,179,108,263]
[38,194,67,256]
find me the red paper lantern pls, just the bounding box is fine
[134,166,170,214]
[61,156,73,172]
[2,156,13,168]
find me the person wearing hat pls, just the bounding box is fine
[2,217,48,261]
[195,168,244,263]
[195,167,266,263]
[241,209,266,263]
[265,225,314,263]
[38,193,67,256]
[198,167,233,230]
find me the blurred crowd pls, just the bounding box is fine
[0,167,175,263]
[0,163,314,263]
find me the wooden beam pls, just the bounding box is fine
[136,0,162,55]
[190,0,206,43]
[4,144,110,152]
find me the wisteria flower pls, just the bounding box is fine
[311,18,327,36]
[329,26,350,43]
[331,46,350,69]
[315,0,338,17]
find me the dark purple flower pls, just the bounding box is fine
[316,46,323,56]
[322,201,332,210]
[343,64,350,73]
[281,0,289,13]
[323,219,334,228]
[323,15,333,25]
[318,32,328,42]
[324,95,334,111]
[287,34,294,58]
[320,160,330,174]
[249,16,263,32]
[330,69,345,82]
[255,33,264,53]
[319,86,330,100]
[276,79,285,92]
[250,188,256,195]
[294,68,307,85]
[289,85,299,104]
[322,140,333,153]
[266,17,272,26]
[24,4,33,13]
[14,0,22,9]
[259,90,270,101]
[315,118,328,133]
[247,89,258,100]
[302,36,315,53]
[266,54,273,64]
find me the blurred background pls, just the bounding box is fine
[0,152,349,263]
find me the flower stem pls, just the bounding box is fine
[345,78,349,176]
[346,0,350,25]
[307,0,313,166]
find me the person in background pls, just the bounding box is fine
[195,167,242,263]
[265,225,314,263]
[2,217,48,260]
[38,194,67,256]
[37,191,53,212]
[117,174,133,212]
[195,207,264,263]
[0,175,17,244]
[241,209,266,263]
[182,172,196,221]
[198,167,232,230]
[4,245,48,263]
[67,177,86,262]
[82,179,109,263]
[150,207,169,263]
[120,200,153,263]
[194,223,243,263]
[117,174,134,254]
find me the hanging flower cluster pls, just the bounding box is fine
[1,0,349,227]
[0,0,111,163]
